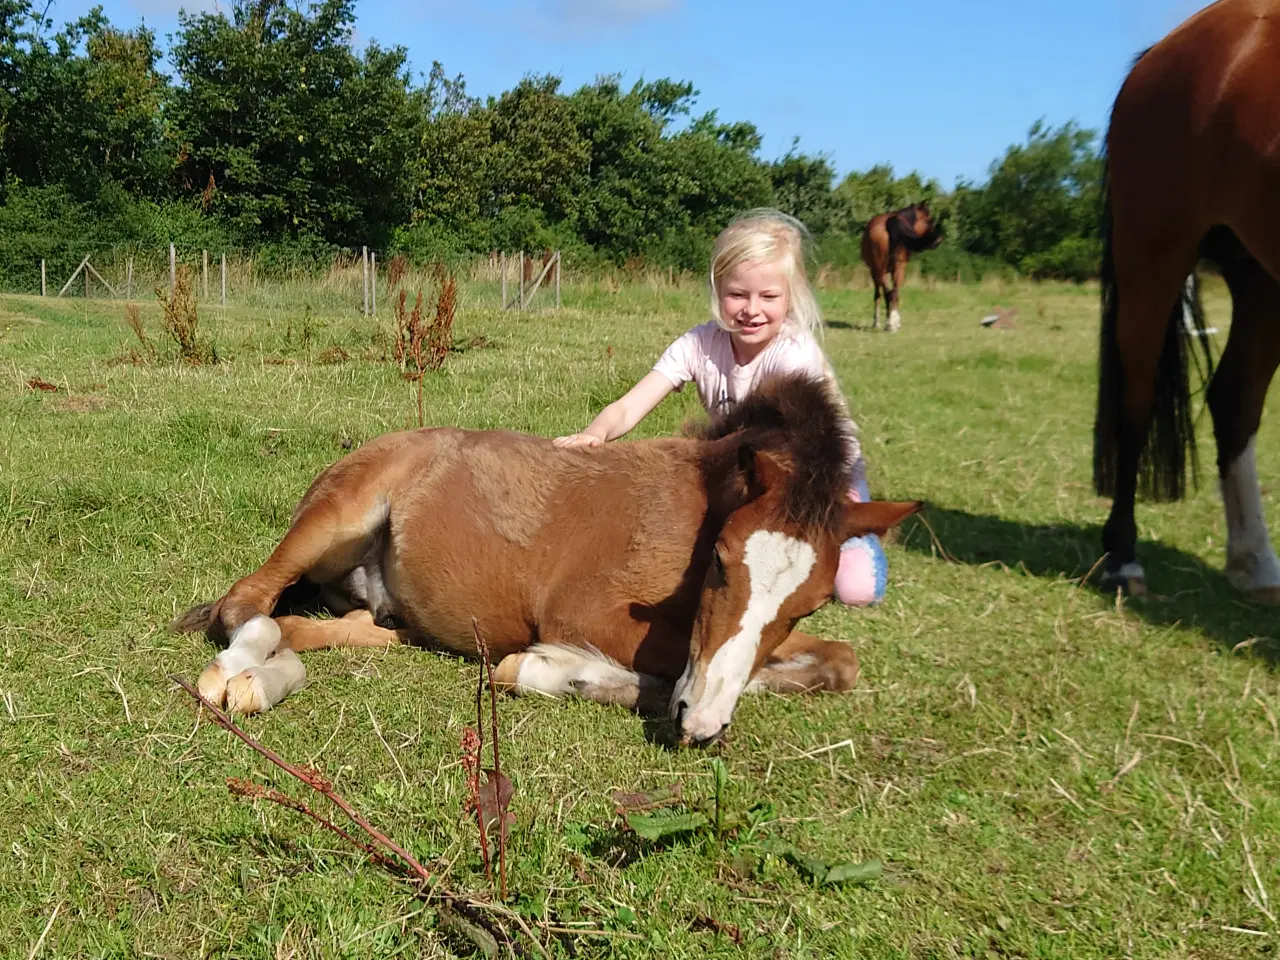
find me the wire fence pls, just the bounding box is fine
[0,243,572,314]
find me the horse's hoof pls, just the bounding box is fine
[196,660,230,708]
[1245,586,1280,605]
[492,653,524,692]
[225,669,269,715]
[1100,572,1147,597]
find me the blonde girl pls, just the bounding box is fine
[555,210,887,605]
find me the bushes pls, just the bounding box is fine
[1019,236,1102,282]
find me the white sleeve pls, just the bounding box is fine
[652,329,700,390]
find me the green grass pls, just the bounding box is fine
[1,275,1277,958]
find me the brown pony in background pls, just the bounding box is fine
[1094,0,1280,602]
[175,374,920,745]
[860,203,943,331]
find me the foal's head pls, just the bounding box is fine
[671,376,921,745]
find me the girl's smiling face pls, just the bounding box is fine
[717,258,790,360]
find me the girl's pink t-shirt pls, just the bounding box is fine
[652,322,866,488]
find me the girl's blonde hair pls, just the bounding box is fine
[709,208,822,338]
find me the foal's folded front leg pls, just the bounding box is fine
[746,631,860,694]
[493,644,673,716]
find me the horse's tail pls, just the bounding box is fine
[1092,161,1214,502]
[171,600,220,636]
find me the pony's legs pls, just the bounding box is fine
[871,282,881,329]
[1100,241,1197,594]
[746,631,860,693]
[224,610,406,714]
[197,484,390,707]
[886,253,907,332]
[493,644,672,716]
[1207,257,1280,600]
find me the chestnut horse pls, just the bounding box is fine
[176,374,920,745]
[860,203,943,332]
[1094,0,1280,602]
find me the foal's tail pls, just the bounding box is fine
[1092,166,1215,503]
[171,601,222,637]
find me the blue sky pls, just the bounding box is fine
[52,0,1206,186]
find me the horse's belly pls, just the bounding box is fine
[384,513,536,659]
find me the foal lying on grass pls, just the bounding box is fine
[175,373,920,745]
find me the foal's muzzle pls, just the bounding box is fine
[672,697,729,747]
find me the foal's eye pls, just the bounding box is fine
[712,550,726,579]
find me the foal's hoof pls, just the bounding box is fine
[1245,586,1280,605]
[225,670,270,715]
[196,659,231,708]
[224,652,307,714]
[823,647,861,692]
[492,653,524,692]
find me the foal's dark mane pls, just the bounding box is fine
[699,373,854,536]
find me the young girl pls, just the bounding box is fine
[554,209,888,606]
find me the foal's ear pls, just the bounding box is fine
[735,443,788,501]
[838,499,924,541]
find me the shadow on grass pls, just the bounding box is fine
[899,506,1279,667]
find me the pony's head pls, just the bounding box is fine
[671,375,921,745]
[891,203,944,253]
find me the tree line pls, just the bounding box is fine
[0,0,1103,283]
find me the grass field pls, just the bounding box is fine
[1,274,1277,958]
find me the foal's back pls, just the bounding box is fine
[366,429,713,657]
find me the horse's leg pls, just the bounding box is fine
[745,631,860,693]
[222,609,407,714]
[196,481,392,707]
[871,281,881,329]
[1099,235,1198,594]
[492,644,672,716]
[1206,258,1280,601]
[886,252,907,332]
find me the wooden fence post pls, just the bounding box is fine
[170,243,176,294]
[40,259,46,296]
[203,249,209,300]
[518,250,525,312]
[57,256,90,297]
[221,253,227,306]
[501,252,507,308]
[85,265,90,300]
[362,245,369,316]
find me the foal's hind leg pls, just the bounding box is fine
[222,609,407,714]
[195,481,393,707]
[746,631,860,694]
[871,282,881,329]
[1207,257,1280,600]
[493,644,672,716]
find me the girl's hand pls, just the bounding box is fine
[553,433,604,449]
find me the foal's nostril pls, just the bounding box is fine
[673,699,689,726]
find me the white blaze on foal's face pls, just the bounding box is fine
[674,529,816,744]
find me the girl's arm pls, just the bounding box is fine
[553,371,676,447]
